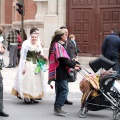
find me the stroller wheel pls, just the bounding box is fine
[113,113,120,120]
[113,108,120,120]
[78,107,88,118]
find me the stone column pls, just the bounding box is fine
[58,0,66,27]
[44,0,58,49]
[33,0,48,21]
[0,0,5,24]
[48,0,58,15]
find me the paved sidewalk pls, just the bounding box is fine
[2,48,94,95]
[2,47,120,101]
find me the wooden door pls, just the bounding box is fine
[97,0,120,54]
[67,0,97,56]
[67,0,120,56]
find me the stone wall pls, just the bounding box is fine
[0,0,67,52]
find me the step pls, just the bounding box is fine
[43,48,98,68]
[78,56,97,68]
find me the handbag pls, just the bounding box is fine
[68,69,77,82]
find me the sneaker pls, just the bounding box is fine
[54,107,68,116]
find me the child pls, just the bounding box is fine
[68,34,81,61]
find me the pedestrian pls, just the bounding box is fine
[16,30,22,65]
[0,27,9,116]
[48,29,80,116]
[0,26,5,68]
[30,27,43,47]
[102,28,120,72]
[59,26,74,105]
[6,27,18,68]
[29,27,44,101]
[60,26,73,58]
[68,34,81,60]
[11,32,47,104]
[118,32,120,75]
[20,28,27,42]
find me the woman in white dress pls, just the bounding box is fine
[11,33,47,103]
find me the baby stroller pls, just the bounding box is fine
[89,56,120,103]
[79,56,120,120]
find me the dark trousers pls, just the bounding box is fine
[17,49,21,64]
[0,72,3,112]
[54,80,68,108]
[106,56,119,72]
[9,45,18,66]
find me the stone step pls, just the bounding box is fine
[43,48,98,70]
[78,56,97,68]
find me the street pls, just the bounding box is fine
[2,94,113,120]
[0,48,116,120]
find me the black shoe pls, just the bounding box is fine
[5,65,12,68]
[0,111,9,117]
[30,99,39,103]
[12,65,16,68]
[17,96,22,99]
[35,98,42,100]
[65,100,73,105]
[24,98,31,104]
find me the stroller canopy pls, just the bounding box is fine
[89,56,116,72]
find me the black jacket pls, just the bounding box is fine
[56,58,75,81]
[66,40,80,59]
[102,33,120,58]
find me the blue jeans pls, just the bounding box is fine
[54,80,68,108]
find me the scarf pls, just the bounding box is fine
[48,42,70,88]
[71,39,76,46]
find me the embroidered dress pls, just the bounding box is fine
[11,36,46,99]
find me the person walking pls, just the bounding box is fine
[16,30,22,65]
[0,26,9,117]
[6,27,18,68]
[30,27,43,47]
[48,29,80,116]
[59,26,75,105]
[11,33,47,104]
[20,28,27,42]
[102,28,120,72]
[67,34,81,60]
[29,27,45,100]
[0,26,5,68]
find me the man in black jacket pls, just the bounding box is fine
[60,26,74,105]
[102,28,120,72]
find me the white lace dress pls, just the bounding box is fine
[11,38,46,99]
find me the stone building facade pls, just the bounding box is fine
[1,0,120,56]
[0,0,66,54]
